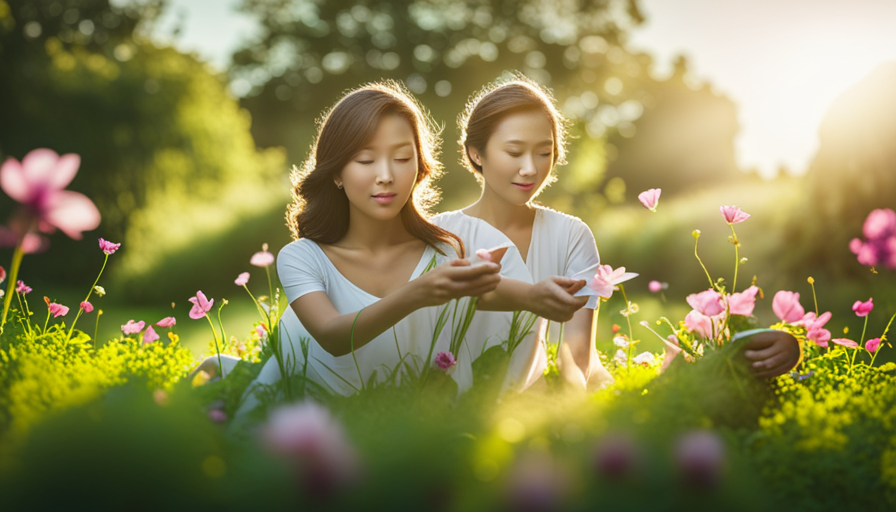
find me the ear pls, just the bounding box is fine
[467,146,483,167]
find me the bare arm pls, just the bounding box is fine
[477,276,588,322]
[292,262,502,357]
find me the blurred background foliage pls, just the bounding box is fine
[0,0,893,351]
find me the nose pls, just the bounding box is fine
[519,153,537,177]
[375,158,394,185]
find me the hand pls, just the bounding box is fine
[527,276,588,322]
[416,259,502,307]
[743,331,801,379]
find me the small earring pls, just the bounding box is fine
[336,183,343,190]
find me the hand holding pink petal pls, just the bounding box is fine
[589,264,639,299]
[719,205,751,224]
[637,188,661,212]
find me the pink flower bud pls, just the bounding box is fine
[865,338,881,353]
[80,301,93,313]
[98,238,121,255]
[637,188,661,212]
[852,298,873,317]
[234,272,250,286]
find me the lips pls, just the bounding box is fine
[372,193,397,204]
[513,183,536,191]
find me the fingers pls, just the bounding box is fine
[743,344,779,361]
[752,353,792,378]
[444,262,501,280]
[450,258,471,267]
[742,332,778,350]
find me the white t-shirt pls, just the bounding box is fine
[432,210,546,392]
[239,239,457,410]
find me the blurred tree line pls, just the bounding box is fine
[0,0,286,302]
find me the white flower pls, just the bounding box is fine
[633,352,657,367]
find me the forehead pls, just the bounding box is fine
[363,114,416,149]
[489,109,553,145]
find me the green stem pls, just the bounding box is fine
[15,291,33,338]
[1,241,26,332]
[66,254,109,343]
[729,223,739,293]
[205,314,224,378]
[694,234,716,291]
[859,315,868,347]
[93,310,102,350]
[619,284,635,366]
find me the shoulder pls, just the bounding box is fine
[535,206,592,235]
[430,210,467,229]
[278,238,321,260]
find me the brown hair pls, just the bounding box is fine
[286,80,464,257]
[458,75,569,185]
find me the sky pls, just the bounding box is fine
[153,0,896,179]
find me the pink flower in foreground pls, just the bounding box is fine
[80,301,93,313]
[16,280,31,294]
[686,289,725,317]
[234,272,250,286]
[799,311,832,347]
[142,325,159,344]
[865,338,882,353]
[863,208,896,240]
[48,302,69,318]
[0,149,101,239]
[98,238,120,255]
[832,338,859,349]
[719,205,750,224]
[589,265,638,298]
[648,280,663,293]
[638,188,661,212]
[434,351,457,373]
[852,298,874,317]
[188,291,214,320]
[675,430,726,487]
[250,243,275,267]
[684,310,718,339]
[727,286,759,316]
[121,319,145,335]
[262,401,361,497]
[156,316,176,328]
[772,291,805,323]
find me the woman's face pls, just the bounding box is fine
[470,109,554,206]
[337,114,419,223]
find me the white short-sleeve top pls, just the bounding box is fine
[262,239,455,397]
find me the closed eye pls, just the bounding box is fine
[356,160,374,165]
[395,158,412,163]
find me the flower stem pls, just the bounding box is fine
[66,254,109,343]
[15,291,33,338]
[1,240,26,333]
[808,277,819,316]
[729,223,739,293]
[205,314,224,378]
[93,310,103,350]
[693,235,716,291]
[619,284,635,365]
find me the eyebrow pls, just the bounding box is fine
[504,139,553,147]
[359,142,414,151]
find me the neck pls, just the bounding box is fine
[340,207,416,250]
[464,184,536,232]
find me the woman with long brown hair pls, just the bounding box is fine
[239,80,507,405]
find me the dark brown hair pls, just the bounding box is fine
[286,80,464,256]
[458,75,569,185]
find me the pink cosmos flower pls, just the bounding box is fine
[799,311,832,347]
[727,286,758,316]
[262,401,361,496]
[684,310,717,339]
[98,238,120,255]
[80,301,93,313]
[121,319,145,335]
[16,280,31,294]
[250,243,275,267]
[142,325,159,344]
[638,188,661,212]
[675,430,726,487]
[831,338,859,349]
[863,208,896,240]
[48,302,69,317]
[188,291,214,320]
[235,272,250,286]
[852,298,873,317]
[719,205,750,224]
[156,316,176,328]
[686,289,725,317]
[772,291,805,323]
[0,149,101,239]
[648,280,663,293]
[589,265,638,298]
[435,351,457,372]
[865,338,881,353]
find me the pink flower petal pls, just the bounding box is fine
[43,190,101,240]
[831,338,859,349]
[142,325,159,344]
[235,272,250,286]
[638,188,661,212]
[772,291,804,323]
[250,251,275,267]
[0,158,30,203]
[156,316,176,328]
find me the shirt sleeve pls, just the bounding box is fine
[277,240,328,304]
[564,217,601,309]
